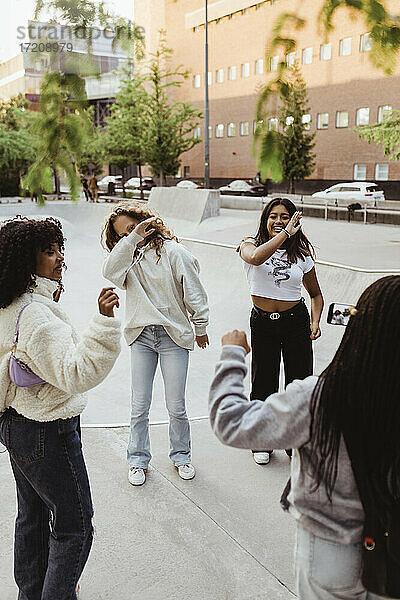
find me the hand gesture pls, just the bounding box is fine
[285,211,302,237]
[133,217,160,239]
[195,334,209,349]
[221,330,251,354]
[310,322,321,340]
[98,287,119,317]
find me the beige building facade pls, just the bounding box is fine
[134,0,400,183]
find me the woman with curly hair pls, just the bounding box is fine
[101,202,209,486]
[0,216,121,600]
[237,197,323,465]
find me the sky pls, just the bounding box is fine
[0,0,134,62]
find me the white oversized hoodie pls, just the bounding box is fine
[0,277,121,421]
[102,231,209,350]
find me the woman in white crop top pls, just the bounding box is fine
[238,197,323,465]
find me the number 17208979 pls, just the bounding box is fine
[20,42,73,52]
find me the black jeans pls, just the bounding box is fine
[250,299,313,453]
[0,408,93,600]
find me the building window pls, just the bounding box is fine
[208,125,212,138]
[354,164,367,180]
[375,163,389,180]
[339,37,352,56]
[302,47,313,65]
[286,52,296,67]
[255,59,264,74]
[253,119,263,133]
[216,123,224,138]
[360,33,372,52]
[317,113,329,129]
[216,68,224,83]
[270,56,279,71]
[241,62,250,78]
[378,105,392,123]
[336,111,349,128]
[193,126,201,139]
[193,74,201,88]
[268,117,278,131]
[228,66,237,80]
[184,166,190,178]
[356,107,370,126]
[240,121,250,136]
[320,43,332,61]
[285,116,294,126]
[302,114,311,130]
[227,122,236,137]
[208,72,212,85]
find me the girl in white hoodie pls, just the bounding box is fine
[0,216,121,600]
[102,202,209,487]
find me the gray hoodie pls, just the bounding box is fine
[209,345,364,544]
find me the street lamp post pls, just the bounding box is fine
[204,0,210,189]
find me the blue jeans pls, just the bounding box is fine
[0,408,93,600]
[127,326,191,468]
[295,525,391,599]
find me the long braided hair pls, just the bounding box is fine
[310,275,400,505]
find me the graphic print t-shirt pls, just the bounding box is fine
[241,244,314,301]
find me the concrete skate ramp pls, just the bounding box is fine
[0,202,397,427]
[147,187,220,236]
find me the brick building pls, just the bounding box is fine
[134,0,400,185]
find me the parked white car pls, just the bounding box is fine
[175,180,201,189]
[219,179,265,195]
[97,175,122,193]
[123,177,156,191]
[312,182,385,202]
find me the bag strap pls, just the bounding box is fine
[13,304,32,345]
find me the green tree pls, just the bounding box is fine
[257,1,400,181]
[0,95,37,196]
[28,0,145,202]
[277,65,316,193]
[24,72,92,203]
[143,37,202,185]
[356,109,400,160]
[103,75,150,198]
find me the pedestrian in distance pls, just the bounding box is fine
[237,197,323,465]
[209,275,400,600]
[0,216,121,600]
[80,174,92,202]
[88,174,98,203]
[101,202,209,486]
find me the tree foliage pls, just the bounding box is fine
[24,72,92,203]
[0,95,37,195]
[277,65,316,192]
[257,0,400,181]
[357,109,400,160]
[142,36,202,184]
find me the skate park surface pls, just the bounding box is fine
[0,199,399,599]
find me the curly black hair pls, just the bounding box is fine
[0,216,65,308]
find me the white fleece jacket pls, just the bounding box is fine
[102,232,209,350]
[0,277,121,421]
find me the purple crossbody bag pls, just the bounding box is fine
[9,304,46,387]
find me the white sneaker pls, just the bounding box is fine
[253,452,271,465]
[176,464,195,480]
[128,467,146,486]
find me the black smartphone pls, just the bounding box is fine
[327,303,353,326]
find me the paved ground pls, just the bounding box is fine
[0,199,399,599]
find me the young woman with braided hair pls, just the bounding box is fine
[237,197,323,465]
[101,202,209,486]
[209,275,400,599]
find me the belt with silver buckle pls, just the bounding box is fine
[270,312,280,320]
